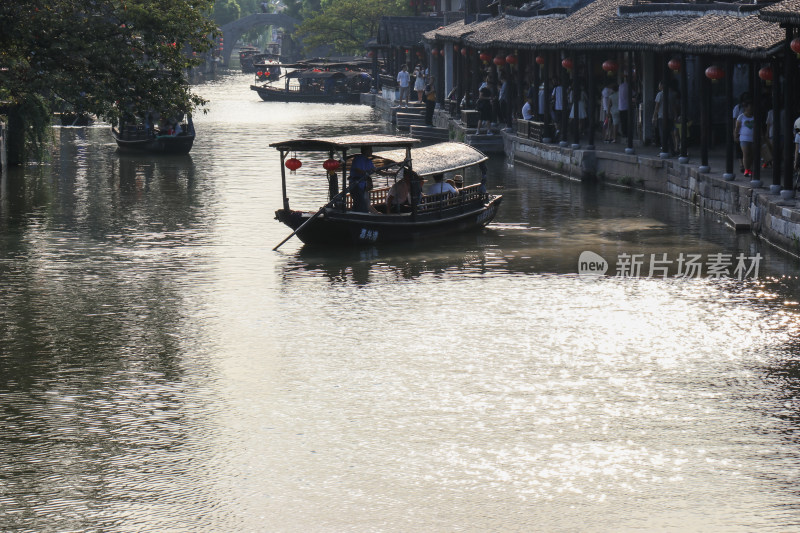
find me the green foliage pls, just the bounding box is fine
[295,0,409,56]
[213,0,241,25]
[0,1,218,136]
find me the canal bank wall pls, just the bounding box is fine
[510,133,800,259]
[363,93,800,259]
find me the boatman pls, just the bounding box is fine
[348,146,377,213]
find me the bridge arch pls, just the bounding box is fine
[220,13,298,65]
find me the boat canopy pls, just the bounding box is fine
[285,70,367,80]
[375,142,488,177]
[270,134,419,152]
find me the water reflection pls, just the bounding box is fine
[2,73,800,532]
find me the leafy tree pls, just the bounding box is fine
[0,0,218,164]
[213,0,241,25]
[295,0,409,56]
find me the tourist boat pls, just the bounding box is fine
[252,54,282,82]
[271,135,502,248]
[111,115,195,154]
[251,69,371,104]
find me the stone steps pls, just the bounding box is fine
[410,125,450,142]
[396,112,427,130]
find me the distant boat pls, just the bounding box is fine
[251,58,373,104]
[111,115,195,154]
[271,135,502,248]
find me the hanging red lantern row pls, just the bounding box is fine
[758,65,773,85]
[285,157,302,173]
[479,51,492,63]
[535,55,545,65]
[668,58,681,72]
[505,54,518,65]
[792,37,800,58]
[561,57,573,70]
[602,59,618,76]
[704,65,724,82]
[323,159,341,172]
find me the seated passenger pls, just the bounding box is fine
[425,173,458,197]
[385,170,412,213]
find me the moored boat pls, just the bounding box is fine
[111,114,195,154]
[251,69,371,104]
[271,135,502,248]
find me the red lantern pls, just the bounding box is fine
[561,57,573,70]
[705,65,724,82]
[460,47,467,56]
[453,44,460,52]
[505,54,518,65]
[759,65,773,85]
[367,50,375,58]
[431,48,439,56]
[285,158,302,172]
[416,51,423,58]
[792,37,800,57]
[323,159,341,172]
[479,52,492,63]
[493,55,506,66]
[602,59,618,76]
[535,55,545,65]
[668,58,681,72]
[256,71,263,77]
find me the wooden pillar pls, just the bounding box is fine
[543,52,553,142]
[560,51,569,146]
[587,51,596,150]
[572,54,580,148]
[660,56,671,158]
[752,61,763,185]
[782,28,795,194]
[724,58,735,179]
[699,56,710,172]
[771,56,783,190]
[679,53,688,162]
[626,51,635,154]
[532,51,540,118]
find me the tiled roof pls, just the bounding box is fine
[378,16,445,47]
[428,0,786,58]
[760,0,800,26]
[422,19,476,42]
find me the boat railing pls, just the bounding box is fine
[418,183,486,212]
[341,184,485,212]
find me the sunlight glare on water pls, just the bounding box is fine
[1,72,800,532]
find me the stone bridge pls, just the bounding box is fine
[219,13,298,65]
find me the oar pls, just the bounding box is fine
[272,160,407,251]
[273,191,346,251]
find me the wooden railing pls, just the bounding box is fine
[341,184,485,211]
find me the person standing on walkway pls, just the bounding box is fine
[423,77,436,126]
[397,65,410,107]
[414,64,426,103]
[734,100,755,178]
[618,75,630,138]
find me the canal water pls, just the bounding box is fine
[2,72,800,532]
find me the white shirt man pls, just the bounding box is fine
[522,99,533,120]
[397,66,411,106]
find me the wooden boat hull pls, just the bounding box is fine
[112,132,195,154]
[250,85,362,104]
[275,196,502,246]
